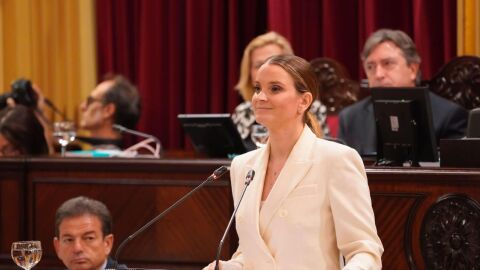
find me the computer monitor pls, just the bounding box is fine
[178,113,248,158]
[371,87,438,166]
[467,108,480,138]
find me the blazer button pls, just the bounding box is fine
[278,209,288,218]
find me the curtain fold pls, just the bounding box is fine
[457,0,480,56]
[0,0,97,122]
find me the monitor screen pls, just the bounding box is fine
[371,87,438,166]
[178,113,248,158]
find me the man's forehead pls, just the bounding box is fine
[59,214,102,235]
[366,41,405,61]
[91,80,114,97]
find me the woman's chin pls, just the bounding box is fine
[253,116,269,126]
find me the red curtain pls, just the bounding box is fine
[268,0,456,81]
[96,0,267,149]
[96,0,456,150]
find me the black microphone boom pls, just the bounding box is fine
[44,98,68,120]
[214,169,255,270]
[113,165,230,269]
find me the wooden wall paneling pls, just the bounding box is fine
[0,158,26,267]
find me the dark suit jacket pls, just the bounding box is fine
[338,91,468,156]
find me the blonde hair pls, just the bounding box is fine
[235,31,293,102]
[263,55,323,138]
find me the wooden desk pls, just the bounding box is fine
[0,157,479,270]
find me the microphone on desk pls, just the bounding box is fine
[214,169,255,270]
[113,124,162,158]
[112,165,230,270]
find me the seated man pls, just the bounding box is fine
[78,75,141,149]
[338,29,468,156]
[53,196,126,270]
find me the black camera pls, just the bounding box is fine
[0,79,38,109]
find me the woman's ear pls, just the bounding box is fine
[298,92,313,114]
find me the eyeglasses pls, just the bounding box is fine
[85,96,103,107]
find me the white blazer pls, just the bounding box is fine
[226,126,383,270]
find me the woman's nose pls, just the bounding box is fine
[253,90,267,101]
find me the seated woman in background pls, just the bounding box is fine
[0,105,49,156]
[233,31,329,150]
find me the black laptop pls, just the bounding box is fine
[178,113,247,158]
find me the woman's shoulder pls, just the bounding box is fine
[313,137,360,159]
[232,147,261,165]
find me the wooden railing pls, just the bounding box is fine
[1,157,480,270]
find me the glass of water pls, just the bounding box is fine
[11,241,42,270]
[53,121,76,156]
[251,124,269,148]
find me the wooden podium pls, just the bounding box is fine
[2,156,480,269]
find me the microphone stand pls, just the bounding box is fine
[44,98,68,120]
[214,170,255,270]
[113,165,230,270]
[113,124,162,157]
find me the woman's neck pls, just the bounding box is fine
[268,123,304,160]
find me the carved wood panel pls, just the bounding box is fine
[372,193,426,270]
[428,56,480,110]
[310,57,360,114]
[420,194,480,270]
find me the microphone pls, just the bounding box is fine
[44,98,68,120]
[113,124,162,158]
[113,165,230,270]
[214,169,255,270]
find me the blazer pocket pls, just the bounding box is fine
[288,184,318,198]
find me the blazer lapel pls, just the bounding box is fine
[258,126,315,235]
[239,145,272,255]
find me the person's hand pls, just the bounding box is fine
[31,84,55,154]
[202,260,224,270]
[6,97,16,108]
[202,260,241,270]
[32,84,46,112]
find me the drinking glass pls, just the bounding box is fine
[11,241,42,270]
[53,121,76,156]
[251,124,269,148]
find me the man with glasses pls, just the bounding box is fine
[78,75,141,149]
[338,29,467,156]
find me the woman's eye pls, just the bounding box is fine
[271,85,281,92]
[253,86,261,93]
